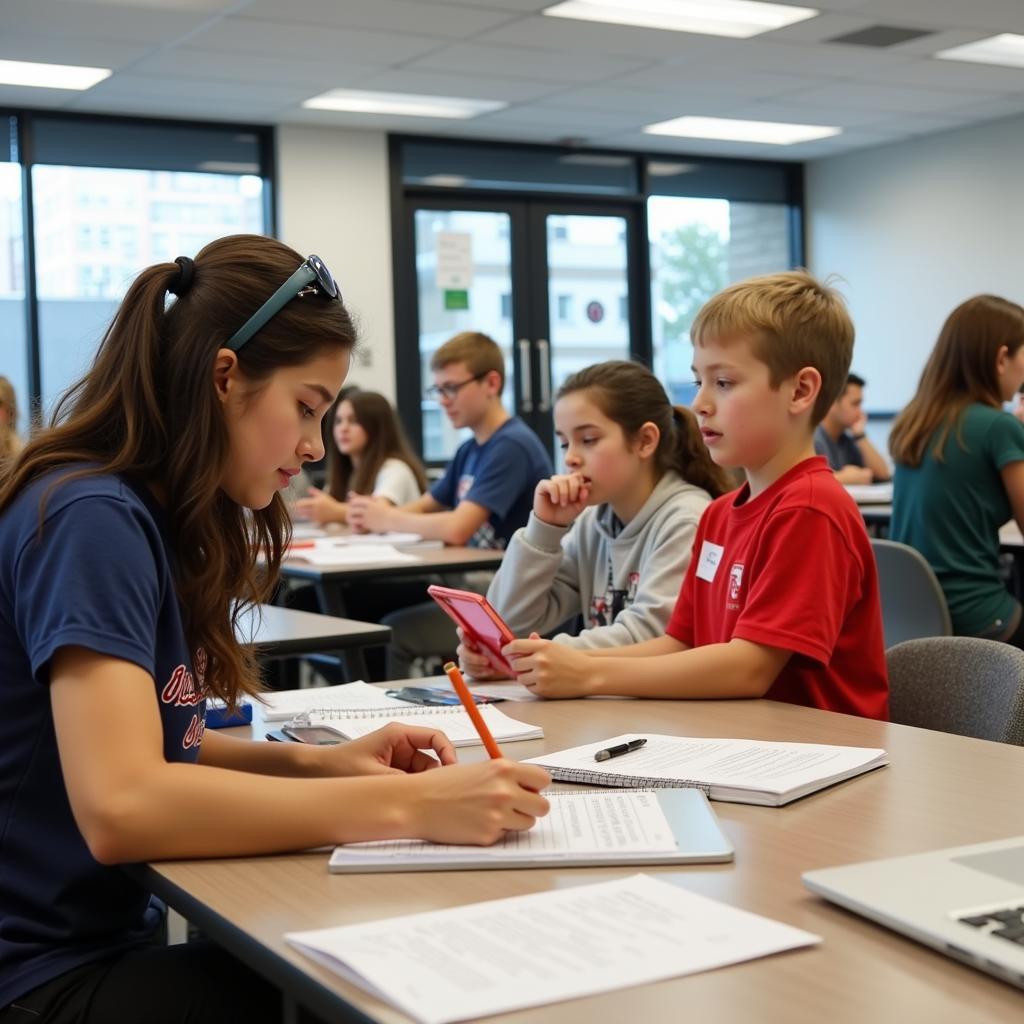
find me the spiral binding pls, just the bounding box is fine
[547,768,711,796]
[293,705,466,725]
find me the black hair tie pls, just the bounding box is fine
[168,256,195,297]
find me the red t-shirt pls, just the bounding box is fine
[666,456,889,720]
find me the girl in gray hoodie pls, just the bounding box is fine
[460,361,732,677]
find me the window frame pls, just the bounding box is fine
[2,108,276,420]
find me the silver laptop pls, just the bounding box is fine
[803,836,1024,989]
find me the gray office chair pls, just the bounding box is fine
[871,539,952,648]
[886,637,1024,745]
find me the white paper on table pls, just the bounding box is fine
[525,734,887,802]
[336,790,679,861]
[257,681,409,722]
[427,677,537,702]
[332,532,442,549]
[286,542,420,566]
[286,873,820,1024]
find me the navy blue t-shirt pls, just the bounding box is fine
[430,417,552,549]
[0,470,205,1006]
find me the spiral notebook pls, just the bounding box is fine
[328,788,733,873]
[524,733,888,807]
[304,703,543,747]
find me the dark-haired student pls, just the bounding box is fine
[293,389,426,525]
[814,372,891,483]
[0,238,549,1023]
[890,295,1024,646]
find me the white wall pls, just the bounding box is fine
[806,113,1024,414]
[276,125,396,400]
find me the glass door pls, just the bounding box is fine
[403,199,642,463]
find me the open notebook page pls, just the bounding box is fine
[257,681,407,722]
[286,873,819,1024]
[333,790,679,863]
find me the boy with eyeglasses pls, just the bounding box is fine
[349,331,550,547]
[348,331,551,676]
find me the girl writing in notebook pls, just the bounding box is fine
[459,360,731,679]
[0,236,549,1024]
[889,295,1024,645]
[292,388,426,525]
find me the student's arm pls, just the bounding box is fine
[1000,460,1024,534]
[292,486,347,525]
[833,464,872,485]
[50,647,550,863]
[487,514,583,639]
[503,636,788,699]
[350,494,489,545]
[854,436,891,482]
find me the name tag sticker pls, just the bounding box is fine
[696,540,724,583]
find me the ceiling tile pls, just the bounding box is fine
[350,68,570,103]
[188,15,446,63]
[240,0,518,38]
[128,47,387,89]
[855,0,1024,34]
[0,0,213,42]
[0,31,155,68]
[83,71,312,107]
[475,15,739,60]
[607,65,826,99]
[782,80,1006,114]
[406,41,649,83]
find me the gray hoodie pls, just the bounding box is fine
[487,471,711,649]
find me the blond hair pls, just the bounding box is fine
[0,376,23,460]
[430,331,505,389]
[691,270,854,425]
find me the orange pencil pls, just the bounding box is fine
[288,540,317,549]
[443,661,503,760]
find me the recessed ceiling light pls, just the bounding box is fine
[302,89,505,119]
[643,115,841,145]
[935,33,1024,69]
[542,0,818,39]
[0,59,111,90]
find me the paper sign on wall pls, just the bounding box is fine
[436,232,473,290]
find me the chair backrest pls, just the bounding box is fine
[871,539,952,648]
[886,637,1024,745]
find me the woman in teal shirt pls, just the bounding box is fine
[890,295,1024,645]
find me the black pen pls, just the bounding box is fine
[594,738,647,762]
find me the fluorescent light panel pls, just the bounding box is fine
[543,0,818,39]
[935,33,1024,69]
[302,89,505,119]
[644,115,841,145]
[0,58,111,90]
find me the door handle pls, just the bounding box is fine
[517,338,533,413]
[537,338,551,413]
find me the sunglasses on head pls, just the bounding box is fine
[227,254,340,352]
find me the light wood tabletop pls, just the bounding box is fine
[281,544,504,582]
[139,696,1024,1024]
[235,604,391,658]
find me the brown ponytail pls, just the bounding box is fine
[0,234,357,707]
[556,360,732,499]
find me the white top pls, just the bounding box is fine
[372,457,422,507]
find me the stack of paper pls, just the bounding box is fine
[524,734,888,806]
[286,874,819,1024]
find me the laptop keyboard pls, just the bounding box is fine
[957,906,1024,945]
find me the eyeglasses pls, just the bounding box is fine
[227,254,340,352]
[425,371,490,402]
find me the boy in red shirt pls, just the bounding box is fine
[503,270,889,719]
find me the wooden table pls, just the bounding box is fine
[235,604,392,681]
[137,696,1024,1023]
[281,546,504,622]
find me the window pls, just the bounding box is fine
[29,115,270,419]
[0,126,28,437]
[500,292,511,320]
[556,294,572,321]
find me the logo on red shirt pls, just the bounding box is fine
[727,562,744,607]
